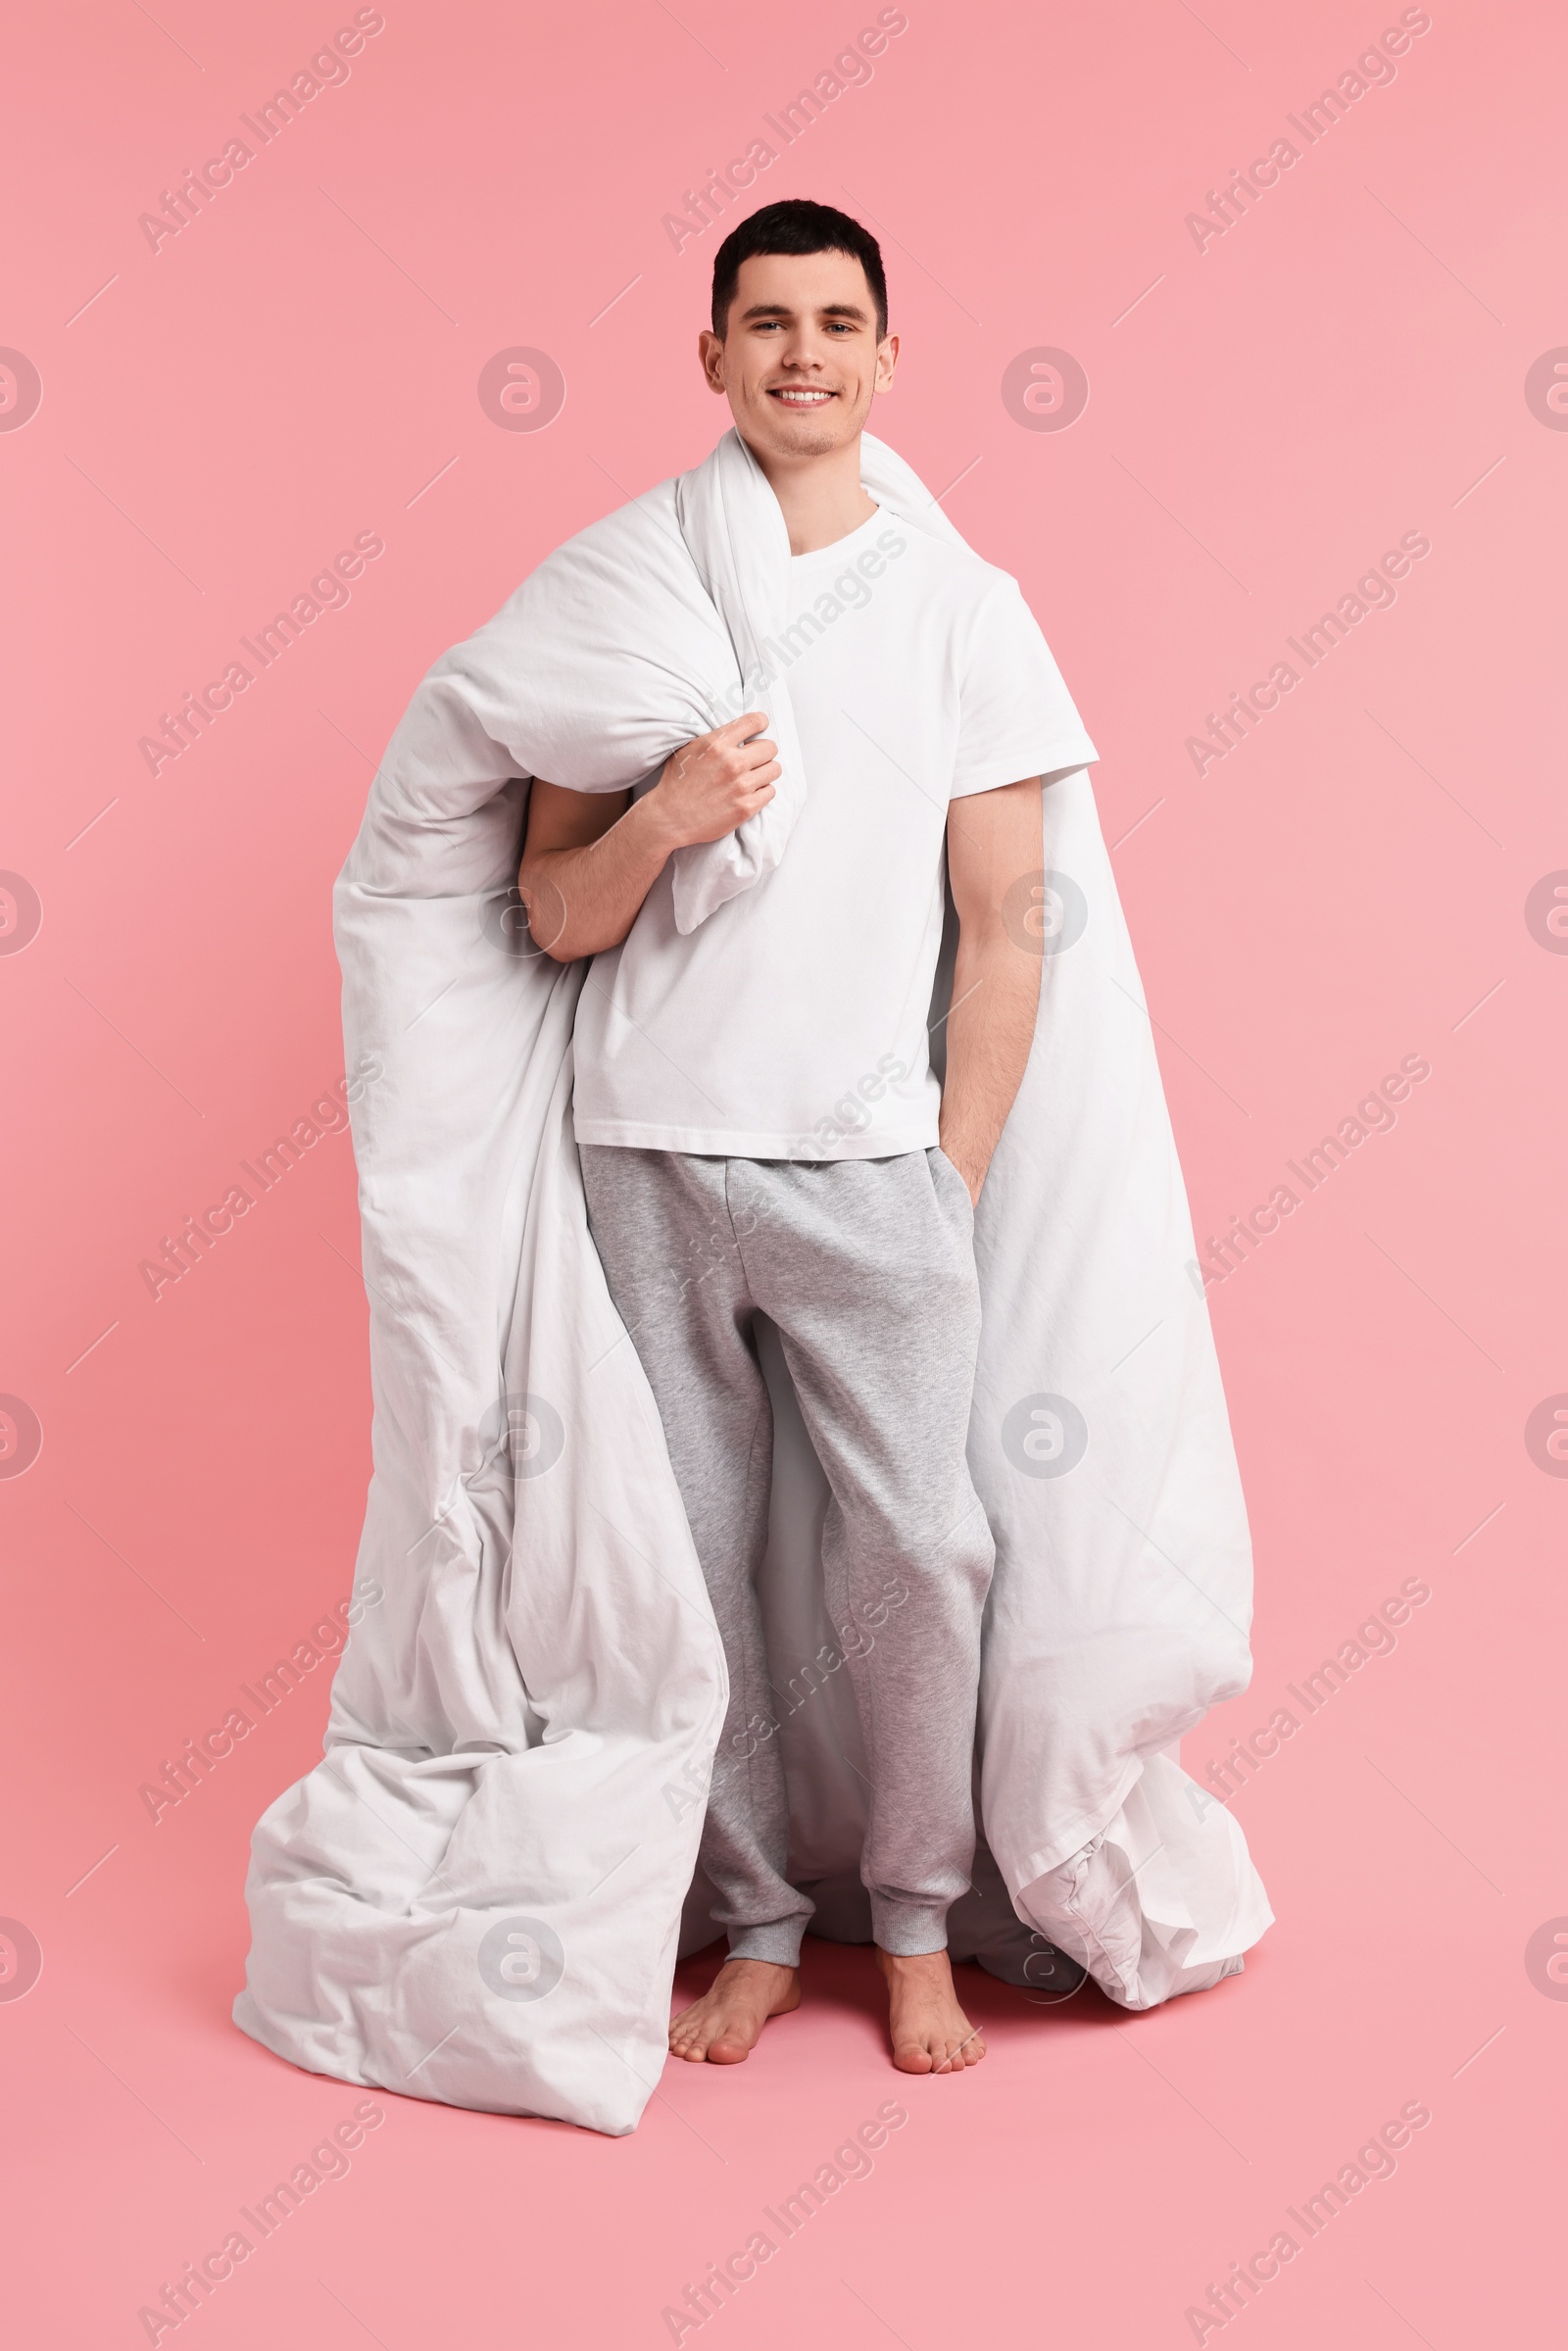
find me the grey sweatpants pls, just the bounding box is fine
[579,1145,995,1964]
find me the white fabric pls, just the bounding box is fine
[572,500,1100,1156]
[234,427,1272,2136]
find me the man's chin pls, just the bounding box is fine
[748,402,858,458]
[778,427,847,459]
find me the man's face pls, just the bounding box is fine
[700,248,897,460]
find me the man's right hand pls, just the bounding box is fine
[517,714,780,963]
[647,713,779,849]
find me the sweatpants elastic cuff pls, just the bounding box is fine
[870,1900,950,1956]
[725,1925,807,1968]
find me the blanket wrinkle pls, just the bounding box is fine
[234,429,1270,2133]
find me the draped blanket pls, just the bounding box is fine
[234,430,1271,2134]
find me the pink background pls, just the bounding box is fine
[2,0,1562,2342]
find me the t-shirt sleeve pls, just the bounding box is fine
[948,572,1099,800]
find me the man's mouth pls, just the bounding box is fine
[767,385,837,408]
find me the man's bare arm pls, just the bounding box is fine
[517,713,780,961]
[939,776,1045,1203]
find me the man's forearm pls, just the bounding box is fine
[938,929,1042,1202]
[518,713,781,961]
[518,792,677,961]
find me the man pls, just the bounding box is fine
[515,201,1099,2076]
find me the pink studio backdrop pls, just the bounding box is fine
[2,1,1562,2343]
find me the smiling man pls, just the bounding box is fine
[516,200,1098,2076]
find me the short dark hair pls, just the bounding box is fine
[710,200,888,341]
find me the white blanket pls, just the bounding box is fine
[234,430,1271,2134]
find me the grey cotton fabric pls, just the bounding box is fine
[579,1143,995,1965]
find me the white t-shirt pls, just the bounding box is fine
[569,507,1098,1157]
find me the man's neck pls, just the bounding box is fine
[742,432,879,556]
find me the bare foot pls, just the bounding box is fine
[668,1958,801,2064]
[874,1947,986,2075]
